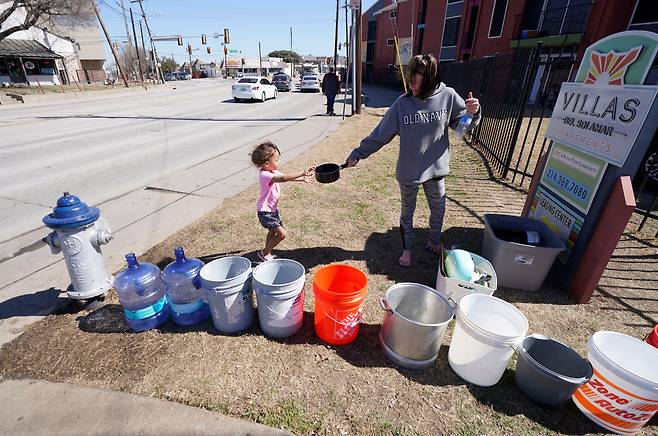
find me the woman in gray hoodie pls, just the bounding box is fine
[346,54,481,267]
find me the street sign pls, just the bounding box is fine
[152,36,180,42]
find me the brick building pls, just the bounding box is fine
[362,0,657,85]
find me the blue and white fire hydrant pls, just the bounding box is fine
[43,192,114,300]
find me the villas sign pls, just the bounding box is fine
[546,83,657,166]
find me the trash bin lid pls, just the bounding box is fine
[42,192,100,229]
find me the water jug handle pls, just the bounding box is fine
[379,298,393,315]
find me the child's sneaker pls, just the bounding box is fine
[258,250,275,262]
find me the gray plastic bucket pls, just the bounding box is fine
[252,259,305,338]
[380,283,455,369]
[200,256,255,334]
[515,334,592,406]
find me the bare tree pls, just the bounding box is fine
[0,0,94,42]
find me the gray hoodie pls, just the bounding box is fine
[348,82,480,184]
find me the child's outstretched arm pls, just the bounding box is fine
[271,166,315,184]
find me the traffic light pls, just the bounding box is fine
[223,28,230,44]
[187,43,192,55]
[338,43,342,50]
[207,47,211,54]
[177,35,183,46]
[201,34,207,45]
[241,58,245,65]
[224,46,228,55]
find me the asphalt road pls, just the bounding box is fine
[0,78,333,242]
[0,78,350,344]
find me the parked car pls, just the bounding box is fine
[177,71,192,80]
[164,72,177,81]
[232,76,277,102]
[272,74,292,92]
[300,75,320,92]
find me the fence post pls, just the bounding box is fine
[502,43,543,179]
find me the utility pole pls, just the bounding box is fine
[290,26,294,77]
[93,2,129,87]
[355,0,362,113]
[130,8,144,84]
[258,42,263,76]
[132,0,165,84]
[119,0,136,79]
[333,0,339,67]
[139,20,151,81]
[342,0,350,119]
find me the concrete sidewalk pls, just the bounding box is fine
[0,379,290,436]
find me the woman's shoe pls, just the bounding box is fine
[399,250,412,267]
[425,240,441,254]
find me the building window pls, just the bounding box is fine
[390,10,397,19]
[442,17,461,47]
[631,0,658,24]
[488,0,508,38]
[367,21,377,41]
[387,38,395,47]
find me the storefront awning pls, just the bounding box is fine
[0,39,62,59]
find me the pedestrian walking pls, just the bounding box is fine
[322,67,340,116]
[250,141,315,262]
[345,54,481,267]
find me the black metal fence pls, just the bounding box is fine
[443,43,579,184]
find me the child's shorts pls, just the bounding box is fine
[258,210,283,229]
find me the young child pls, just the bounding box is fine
[250,141,314,262]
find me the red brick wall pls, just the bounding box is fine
[471,0,526,58]
[420,0,446,58]
[577,0,635,61]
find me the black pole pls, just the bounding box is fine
[333,0,339,67]
[130,8,144,83]
[355,0,362,113]
[139,20,150,81]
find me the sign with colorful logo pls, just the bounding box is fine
[531,31,658,264]
[546,83,658,167]
[540,142,608,214]
[529,187,583,263]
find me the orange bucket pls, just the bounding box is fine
[313,264,368,345]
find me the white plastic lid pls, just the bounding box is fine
[590,331,658,386]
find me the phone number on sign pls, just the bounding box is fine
[545,168,589,201]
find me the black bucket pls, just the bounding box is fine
[515,334,592,406]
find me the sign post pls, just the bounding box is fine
[525,31,658,302]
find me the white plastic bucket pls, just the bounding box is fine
[252,259,305,338]
[448,294,528,386]
[200,256,255,334]
[573,331,658,434]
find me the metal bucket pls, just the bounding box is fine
[379,283,455,369]
[515,334,592,406]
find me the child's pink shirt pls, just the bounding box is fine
[257,169,281,212]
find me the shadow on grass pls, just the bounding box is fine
[466,373,607,435]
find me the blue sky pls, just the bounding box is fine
[97,0,379,64]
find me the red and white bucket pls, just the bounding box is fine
[573,331,658,434]
[646,325,658,349]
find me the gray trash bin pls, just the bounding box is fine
[482,214,565,292]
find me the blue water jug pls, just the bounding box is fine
[162,247,210,326]
[114,253,170,332]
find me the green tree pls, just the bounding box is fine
[159,57,179,73]
[268,50,301,64]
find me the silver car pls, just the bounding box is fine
[300,75,320,92]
